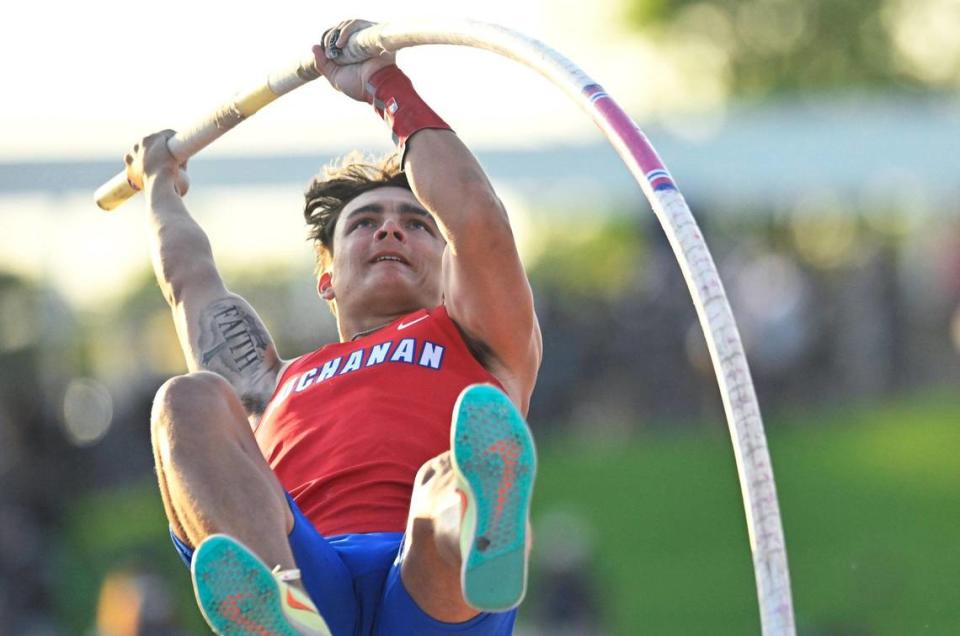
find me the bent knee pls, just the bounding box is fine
[156,370,233,399]
[151,372,243,449]
[152,371,235,418]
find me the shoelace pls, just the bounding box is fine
[271,566,302,583]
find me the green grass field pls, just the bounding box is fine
[529,391,960,634]
[61,390,960,634]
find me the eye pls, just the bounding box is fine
[350,218,376,232]
[407,219,432,233]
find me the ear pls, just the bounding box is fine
[317,271,335,301]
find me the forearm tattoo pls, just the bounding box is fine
[198,299,270,378]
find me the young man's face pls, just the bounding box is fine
[322,186,446,318]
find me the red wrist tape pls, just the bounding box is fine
[365,65,451,161]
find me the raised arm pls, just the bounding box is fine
[404,131,542,407]
[126,131,284,421]
[315,22,542,409]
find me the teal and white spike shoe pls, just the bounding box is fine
[191,534,332,636]
[451,383,537,612]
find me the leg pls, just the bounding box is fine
[150,371,295,577]
[153,372,332,635]
[399,384,537,623]
[400,452,480,623]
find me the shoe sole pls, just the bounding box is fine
[451,383,537,611]
[192,534,326,636]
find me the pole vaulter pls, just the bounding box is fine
[96,19,796,635]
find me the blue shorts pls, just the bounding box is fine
[171,494,517,635]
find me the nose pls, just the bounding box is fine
[375,218,405,242]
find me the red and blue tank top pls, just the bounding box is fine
[255,305,501,536]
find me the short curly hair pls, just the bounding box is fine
[303,152,410,273]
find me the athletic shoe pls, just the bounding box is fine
[191,533,332,636]
[450,383,537,611]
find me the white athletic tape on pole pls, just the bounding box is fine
[655,187,794,632]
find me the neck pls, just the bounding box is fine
[349,321,393,341]
[337,308,417,343]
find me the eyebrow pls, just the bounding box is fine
[345,202,433,221]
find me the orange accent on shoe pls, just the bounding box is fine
[485,439,521,537]
[220,593,270,635]
[286,588,315,613]
[457,488,469,522]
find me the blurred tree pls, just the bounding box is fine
[623,0,960,96]
[528,215,646,301]
[0,271,81,633]
[102,264,335,381]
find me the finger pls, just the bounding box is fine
[337,19,371,49]
[332,24,348,47]
[140,130,179,164]
[124,164,142,191]
[174,170,190,197]
[312,44,334,71]
[326,31,343,60]
[335,21,352,49]
[143,129,175,147]
[324,27,340,50]
[330,19,356,56]
[158,129,178,155]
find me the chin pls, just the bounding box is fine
[355,283,422,312]
[345,272,440,313]
[381,290,441,315]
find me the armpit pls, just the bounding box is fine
[240,393,268,418]
[452,319,495,368]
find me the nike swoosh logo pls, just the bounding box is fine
[485,439,521,541]
[397,315,428,330]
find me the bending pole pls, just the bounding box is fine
[94,20,796,634]
[94,55,322,210]
[337,22,796,635]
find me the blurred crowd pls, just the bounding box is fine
[0,192,957,631]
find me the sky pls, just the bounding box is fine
[0,0,663,161]
[0,0,688,309]
[0,0,661,308]
[6,0,953,310]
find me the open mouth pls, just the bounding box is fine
[370,254,409,265]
